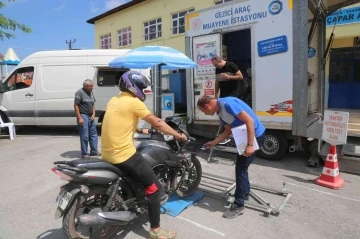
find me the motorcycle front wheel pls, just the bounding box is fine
[175,155,202,198]
[62,188,119,239]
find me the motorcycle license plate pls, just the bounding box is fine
[57,191,72,211]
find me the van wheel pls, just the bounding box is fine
[257,130,288,161]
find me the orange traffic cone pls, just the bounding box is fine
[315,145,345,189]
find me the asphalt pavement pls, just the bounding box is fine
[0,127,359,239]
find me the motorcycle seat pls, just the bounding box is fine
[68,158,126,176]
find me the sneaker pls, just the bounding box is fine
[245,193,250,200]
[218,138,231,145]
[82,155,90,159]
[223,204,245,219]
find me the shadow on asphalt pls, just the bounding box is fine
[60,151,82,159]
[36,214,153,239]
[37,228,65,239]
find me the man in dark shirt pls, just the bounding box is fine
[74,79,100,158]
[212,55,244,98]
[212,55,244,145]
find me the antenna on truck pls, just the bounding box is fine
[66,39,76,50]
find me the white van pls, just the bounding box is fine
[0,49,152,126]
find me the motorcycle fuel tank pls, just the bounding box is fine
[136,140,182,168]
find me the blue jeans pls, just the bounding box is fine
[78,114,98,156]
[234,134,265,207]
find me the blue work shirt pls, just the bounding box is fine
[217,97,266,137]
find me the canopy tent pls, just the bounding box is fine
[0,47,21,79]
[109,45,198,118]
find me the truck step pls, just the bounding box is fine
[341,143,360,157]
[348,121,360,137]
[349,113,360,124]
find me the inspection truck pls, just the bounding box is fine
[180,0,360,174]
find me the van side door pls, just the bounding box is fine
[0,66,36,125]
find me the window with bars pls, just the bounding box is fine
[144,18,162,41]
[214,0,232,5]
[118,27,131,47]
[100,34,111,49]
[171,8,194,35]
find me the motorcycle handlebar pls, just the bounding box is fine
[148,129,158,135]
[148,129,196,142]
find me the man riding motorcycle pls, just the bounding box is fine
[101,71,187,239]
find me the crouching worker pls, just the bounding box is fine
[101,71,187,238]
[197,95,266,219]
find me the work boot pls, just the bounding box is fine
[223,204,245,219]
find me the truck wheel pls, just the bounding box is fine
[257,130,288,161]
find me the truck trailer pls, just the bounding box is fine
[181,0,360,173]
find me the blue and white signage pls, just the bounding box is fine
[161,93,175,120]
[257,35,288,57]
[187,0,286,36]
[326,6,360,26]
[268,0,283,15]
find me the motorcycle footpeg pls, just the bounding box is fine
[136,206,148,214]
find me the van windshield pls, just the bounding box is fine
[2,66,34,92]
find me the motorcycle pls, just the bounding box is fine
[51,121,202,239]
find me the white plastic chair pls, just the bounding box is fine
[0,115,16,140]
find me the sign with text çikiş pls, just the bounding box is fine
[322,110,349,145]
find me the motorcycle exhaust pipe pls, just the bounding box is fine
[78,211,138,227]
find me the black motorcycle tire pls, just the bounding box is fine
[175,156,202,198]
[62,188,119,239]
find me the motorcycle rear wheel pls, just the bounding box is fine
[175,156,202,198]
[62,188,119,239]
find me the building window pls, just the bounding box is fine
[172,8,194,35]
[100,34,111,49]
[214,0,232,5]
[144,18,162,41]
[118,27,131,47]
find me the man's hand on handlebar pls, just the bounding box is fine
[147,128,192,142]
[175,133,188,142]
[142,128,150,134]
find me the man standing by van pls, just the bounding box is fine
[74,79,101,158]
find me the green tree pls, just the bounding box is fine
[0,0,32,40]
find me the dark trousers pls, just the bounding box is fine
[115,152,161,229]
[234,135,265,207]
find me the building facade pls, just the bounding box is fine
[325,3,360,109]
[326,3,360,48]
[86,0,233,53]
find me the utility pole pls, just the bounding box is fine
[66,39,76,50]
